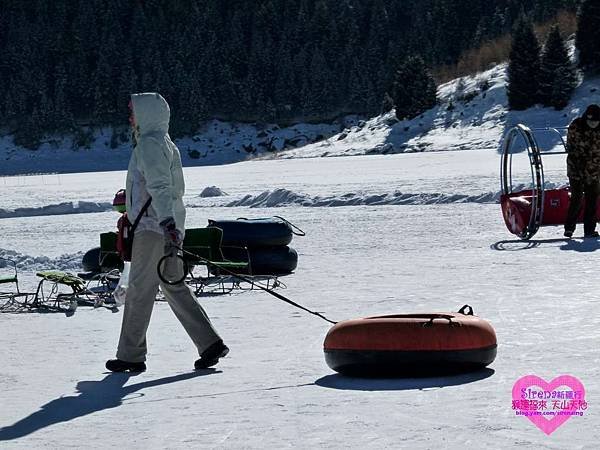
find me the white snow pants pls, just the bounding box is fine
[116,230,221,362]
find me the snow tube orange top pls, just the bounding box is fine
[323,306,496,376]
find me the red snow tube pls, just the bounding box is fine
[323,305,496,376]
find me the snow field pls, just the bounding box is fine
[1,150,598,449]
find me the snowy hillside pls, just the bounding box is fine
[280,63,600,158]
[0,119,357,176]
[4,61,600,176]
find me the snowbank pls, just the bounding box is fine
[0,248,83,272]
[198,186,228,198]
[221,188,501,207]
[0,201,111,219]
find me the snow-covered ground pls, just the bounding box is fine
[1,149,598,449]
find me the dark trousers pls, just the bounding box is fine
[565,178,600,234]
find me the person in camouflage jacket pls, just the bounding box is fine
[565,104,600,238]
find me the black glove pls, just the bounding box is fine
[159,217,183,249]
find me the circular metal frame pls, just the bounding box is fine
[500,125,568,239]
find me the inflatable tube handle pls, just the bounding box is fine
[458,305,474,316]
[422,315,461,327]
[273,215,306,236]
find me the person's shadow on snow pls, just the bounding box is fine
[0,369,218,441]
[559,238,600,252]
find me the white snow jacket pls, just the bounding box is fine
[125,93,186,236]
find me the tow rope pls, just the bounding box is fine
[157,248,337,325]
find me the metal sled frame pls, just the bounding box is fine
[2,270,118,314]
[0,257,37,312]
[501,124,568,239]
[187,272,283,296]
[180,227,281,296]
[80,269,122,305]
[32,271,101,311]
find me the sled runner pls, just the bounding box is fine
[500,124,600,239]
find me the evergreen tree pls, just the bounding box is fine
[392,56,437,120]
[225,11,249,82]
[273,43,298,119]
[14,107,44,149]
[364,0,390,113]
[507,15,541,110]
[305,48,335,117]
[67,0,98,120]
[128,2,148,71]
[538,25,577,110]
[0,0,580,145]
[381,92,395,114]
[308,0,331,44]
[117,47,138,120]
[93,48,116,122]
[347,57,373,114]
[490,7,508,36]
[93,5,122,123]
[432,1,462,65]
[576,0,600,73]
[52,62,73,130]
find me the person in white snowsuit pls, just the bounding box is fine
[106,92,229,372]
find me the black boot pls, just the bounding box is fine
[105,359,146,373]
[194,340,229,370]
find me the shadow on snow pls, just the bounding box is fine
[314,368,494,391]
[492,237,600,252]
[0,370,218,441]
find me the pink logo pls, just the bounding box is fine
[512,375,588,435]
